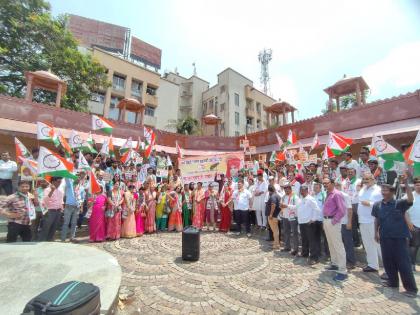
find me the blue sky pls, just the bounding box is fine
[50,0,420,120]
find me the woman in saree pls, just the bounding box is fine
[106,178,124,240]
[156,184,168,231]
[167,186,183,232]
[192,182,206,230]
[219,181,233,233]
[144,180,157,233]
[182,183,193,227]
[121,184,137,238]
[89,186,107,242]
[134,186,145,236]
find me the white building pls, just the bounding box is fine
[155,78,180,132]
[202,68,276,136]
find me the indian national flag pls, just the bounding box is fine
[58,133,73,157]
[287,130,297,145]
[78,152,91,171]
[371,135,405,171]
[322,145,335,160]
[144,127,156,158]
[409,130,420,177]
[37,122,59,146]
[310,133,320,151]
[403,143,413,166]
[89,170,102,194]
[37,146,77,180]
[92,115,114,134]
[119,137,133,155]
[100,136,115,158]
[87,132,95,145]
[276,151,286,162]
[15,137,32,161]
[176,141,183,159]
[327,131,352,156]
[275,132,284,149]
[269,151,276,163]
[120,149,134,164]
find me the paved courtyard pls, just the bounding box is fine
[91,232,420,315]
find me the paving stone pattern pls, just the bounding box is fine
[91,232,420,315]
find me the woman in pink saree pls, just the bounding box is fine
[192,182,206,230]
[121,185,137,238]
[144,181,157,233]
[167,186,183,232]
[89,187,107,242]
[106,180,124,240]
[134,186,145,236]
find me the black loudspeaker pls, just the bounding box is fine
[182,226,200,261]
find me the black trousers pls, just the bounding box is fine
[268,218,282,241]
[235,210,251,233]
[300,222,322,260]
[7,222,32,242]
[31,211,43,241]
[380,237,418,293]
[249,210,256,226]
[0,179,13,195]
[39,209,62,241]
[351,204,361,246]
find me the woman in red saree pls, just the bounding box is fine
[106,180,124,240]
[167,186,183,232]
[192,182,206,230]
[219,183,233,232]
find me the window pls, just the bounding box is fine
[108,96,121,120]
[234,93,239,106]
[257,119,261,129]
[145,106,155,116]
[235,131,240,136]
[256,102,261,114]
[203,102,207,112]
[131,80,142,97]
[146,86,157,95]
[235,112,240,125]
[209,99,214,111]
[127,112,137,124]
[220,85,226,94]
[90,92,105,104]
[220,102,225,112]
[112,74,125,91]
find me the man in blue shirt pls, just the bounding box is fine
[61,178,80,242]
[372,175,417,297]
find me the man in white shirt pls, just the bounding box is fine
[343,167,362,247]
[280,181,301,255]
[232,179,253,237]
[335,181,356,269]
[287,171,301,196]
[253,169,268,230]
[0,152,18,195]
[297,185,322,264]
[358,172,383,272]
[313,182,329,258]
[339,152,361,178]
[406,177,420,271]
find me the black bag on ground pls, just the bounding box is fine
[182,226,200,261]
[22,281,100,315]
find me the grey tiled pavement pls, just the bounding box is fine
[91,231,420,314]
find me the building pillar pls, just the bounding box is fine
[103,70,114,118]
[335,96,340,111]
[328,95,333,112]
[252,101,257,131]
[361,89,366,105]
[55,83,62,108]
[355,82,362,107]
[25,76,33,102]
[282,107,286,125]
[140,110,145,126]
[291,110,295,123]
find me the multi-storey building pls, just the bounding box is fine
[202,68,276,136]
[163,72,209,122]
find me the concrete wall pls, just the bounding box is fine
[156,78,180,132]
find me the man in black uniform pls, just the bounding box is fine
[372,174,418,297]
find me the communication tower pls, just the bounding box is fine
[258,48,272,95]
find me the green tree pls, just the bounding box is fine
[167,116,201,135]
[322,90,369,114]
[0,0,109,111]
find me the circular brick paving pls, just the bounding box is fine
[91,232,420,314]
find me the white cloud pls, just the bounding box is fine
[362,41,420,97]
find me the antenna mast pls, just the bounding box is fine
[258,48,272,95]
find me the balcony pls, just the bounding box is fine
[246,106,255,117]
[145,93,158,107]
[181,90,192,97]
[245,85,253,100]
[143,114,157,126]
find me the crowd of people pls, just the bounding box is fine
[0,146,419,297]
